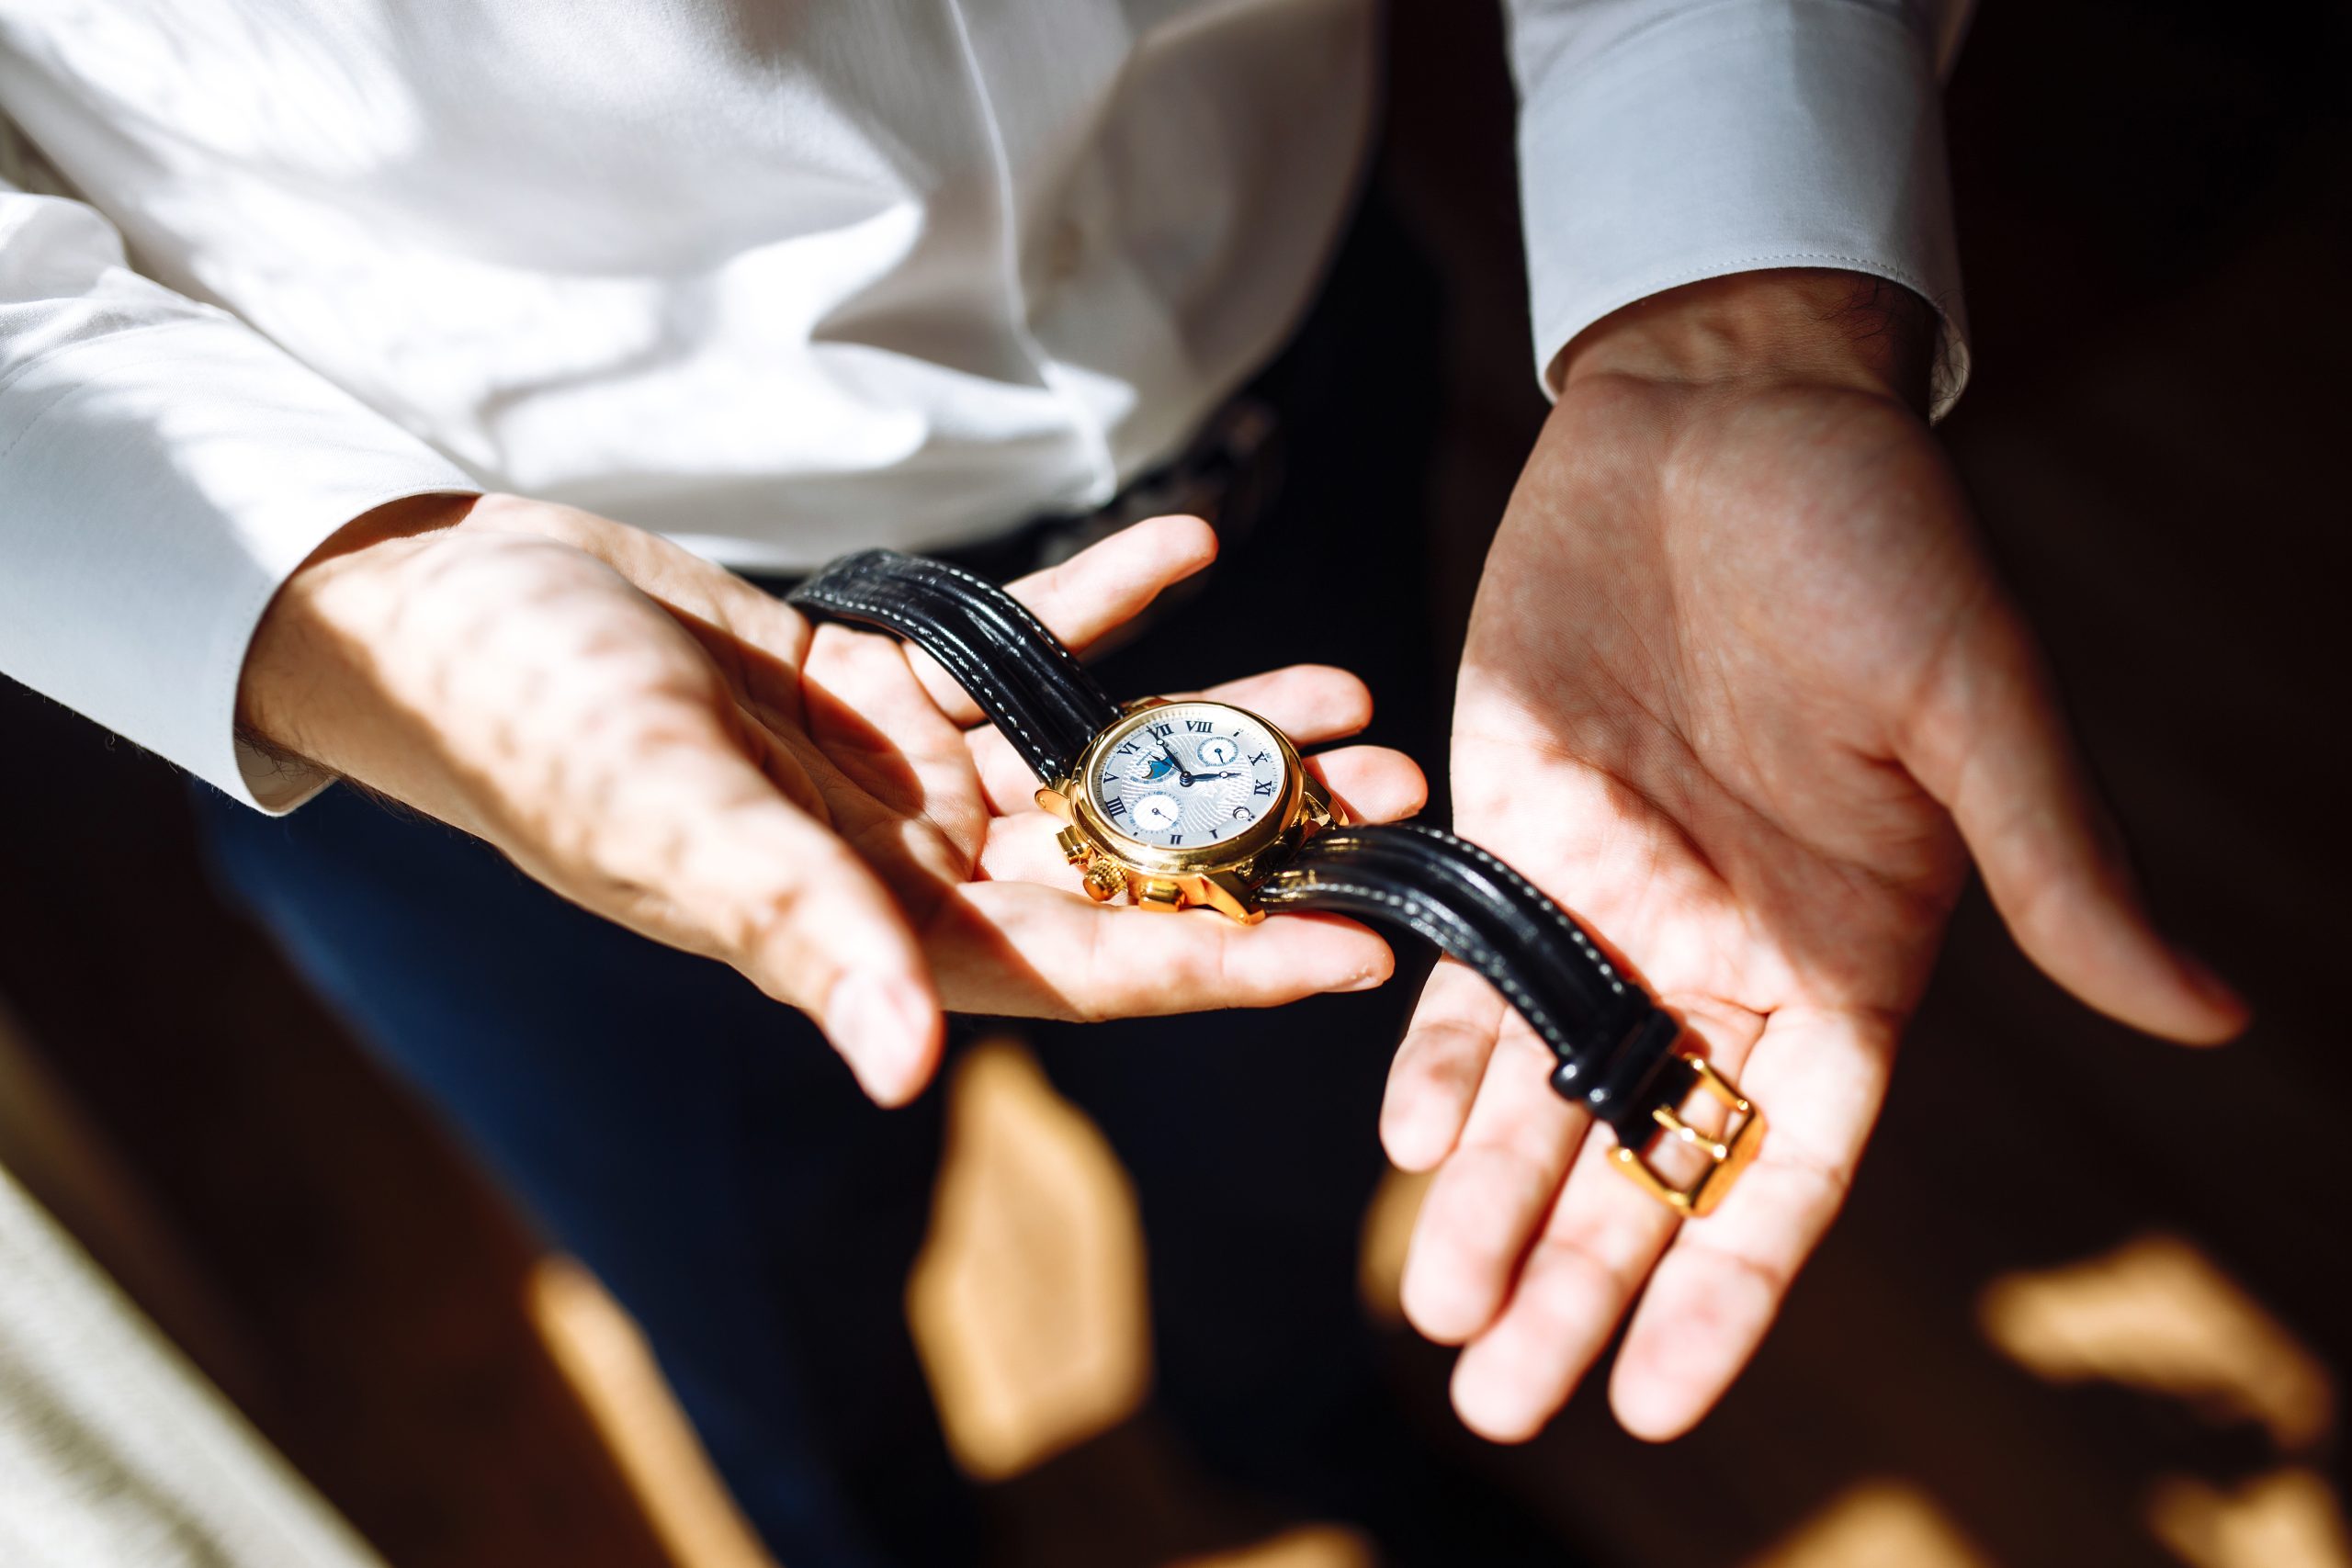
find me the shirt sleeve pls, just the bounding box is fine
[1502,0,1973,414]
[0,177,481,811]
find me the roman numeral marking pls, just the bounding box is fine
[1252,780,1275,795]
[1185,719,1214,733]
[1147,722,1173,739]
[1104,796,1127,818]
[1249,751,1270,765]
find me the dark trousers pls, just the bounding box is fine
[198,213,1565,1566]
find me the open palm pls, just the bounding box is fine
[1381,356,2245,1442]
[243,499,1421,1106]
[787,513,1426,1030]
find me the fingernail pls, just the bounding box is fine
[1341,967,1390,993]
[827,972,933,1102]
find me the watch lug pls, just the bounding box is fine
[1035,784,1074,822]
[1196,870,1266,925]
[1136,877,1184,909]
[1298,770,1344,832]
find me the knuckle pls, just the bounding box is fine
[1679,1236,1792,1298]
[741,872,818,945]
[1531,1230,1643,1307]
[1155,925,1226,1001]
[720,879,818,978]
[1069,914,1117,1021]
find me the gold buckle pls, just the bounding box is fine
[1606,1053,1764,1218]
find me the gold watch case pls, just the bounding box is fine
[1033,698,1343,922]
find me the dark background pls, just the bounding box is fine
[2,2,2345,1563]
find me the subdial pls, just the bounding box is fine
[1130,793,1182,831]
[1195,736,1238,767]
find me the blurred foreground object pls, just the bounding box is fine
[0,1162,383,1567]
[1981,1235,2350,1568]
[2151,1470,2352,1568]
[530,1257,777,1568]
[907,1037,1151,1481]
[907,1037,1374,1568]
[1744,1482,1996,1568]
[1980,1235,2333,1450]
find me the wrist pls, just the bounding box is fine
[236,491,482,753]
[1556,268,1938,418]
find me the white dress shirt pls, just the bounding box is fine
[0,1,1967,809]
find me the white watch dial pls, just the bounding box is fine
[1091,702,1288,851]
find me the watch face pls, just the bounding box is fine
[1091,702,1291,851]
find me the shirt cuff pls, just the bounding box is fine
[0,317,480,813]
[1513,0,1970,416]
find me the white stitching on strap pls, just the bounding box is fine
[803,555,1115,776]
[1260,874,1566,1052]
[1319,825,1624,997]
[794,583,1045,766]
[918,558,1103,697]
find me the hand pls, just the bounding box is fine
[1383,271,2246,1443]
[239,497,1422,1104]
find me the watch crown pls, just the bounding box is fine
[1055,826,1090,865]
[1082,862,1126,902]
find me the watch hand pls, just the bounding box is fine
[1154,739,1204,788]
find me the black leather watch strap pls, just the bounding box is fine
[788,548,1723,1161]
[1257,822,1696,1144]
[787,549,1123,782]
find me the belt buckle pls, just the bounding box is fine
[1607,1052,1765,1218]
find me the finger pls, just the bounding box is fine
[1307,746,1426,825]
[1606,1003,1891,1440]
[1397,1017,1589,1345]
[800,623,991,858]
[528,702,945,1106]
[1195,663,1373,741]
[922,881,1394,1018]
[977,745,1421,888]
[912,515,1218,725]
[1447,1131,1673,1442]
[970,662,1377,816]
[1899,600,2246,1043]
[1447,998,1765,1443]
[1382,960,1508,1171]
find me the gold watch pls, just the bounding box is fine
[1038,696,1335,919]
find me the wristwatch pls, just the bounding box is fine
[788,549,1764,1215]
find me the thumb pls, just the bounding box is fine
[719,800,947,1105]
[591,716,946,1104]
[1898,596,2247,1044]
